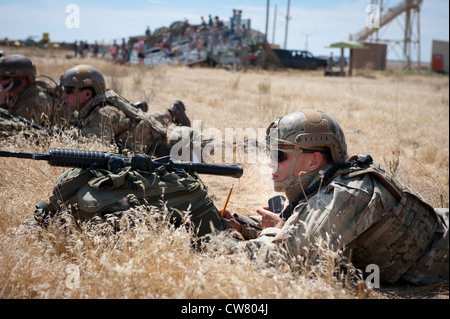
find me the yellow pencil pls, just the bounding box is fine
[221,184,234,217]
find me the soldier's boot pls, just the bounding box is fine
[169,100,191,127]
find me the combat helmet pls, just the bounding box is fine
[267,109,348,163]
[0,54,36,83]
[60,64,106,96]
[266,110,348,192]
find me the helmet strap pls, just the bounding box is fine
[285,169,320,203]
[75,87,81,110]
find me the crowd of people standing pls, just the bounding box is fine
[69,9,260,70]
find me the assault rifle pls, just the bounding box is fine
[0,148,243,178]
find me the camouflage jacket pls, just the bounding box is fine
[72,89,169,154]
[249,156,449,285]
[6,81,60,127]
[0,111,49,139]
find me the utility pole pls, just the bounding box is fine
[302,31,316,51]
[284,0,291,49]
[265,0,270,42]
[272,4,277,44]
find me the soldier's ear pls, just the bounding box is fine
[83,89,92,99]
[309,152,324,171]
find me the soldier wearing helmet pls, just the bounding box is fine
[223,110,448,285]
[59,64,194,156]
[0,54,59,126]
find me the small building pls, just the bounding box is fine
[431,40,449,74]
[351,42,387,71]
[327,41,368,76]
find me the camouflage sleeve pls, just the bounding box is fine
[80,105,131,141]
[274,174,393,259]
[149,109,173,128]
[240,224,261,240]
[0,115,49,138]
[7,84,58,126]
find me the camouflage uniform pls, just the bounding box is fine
[243,110,449,285]
[69,88,169,154]
[5,81,60,126]
[0,110,49,139]
[60,65,193,156]
[0,54,60,127]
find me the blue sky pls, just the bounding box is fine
[0,0,448,62]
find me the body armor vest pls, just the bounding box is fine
[339,155,443,283]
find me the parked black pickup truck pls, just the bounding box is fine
[272,49,327,70]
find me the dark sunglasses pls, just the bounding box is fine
[270,150,289,163]
[64,87,76,94]
[1,77,22,89]
[270,149,328,163]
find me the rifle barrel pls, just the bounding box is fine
[173,162,243,178]
[0,148,244,178]
[0,150,44,160]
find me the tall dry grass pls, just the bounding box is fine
[0,47,448,299]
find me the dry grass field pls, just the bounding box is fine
[0,47,448,300]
